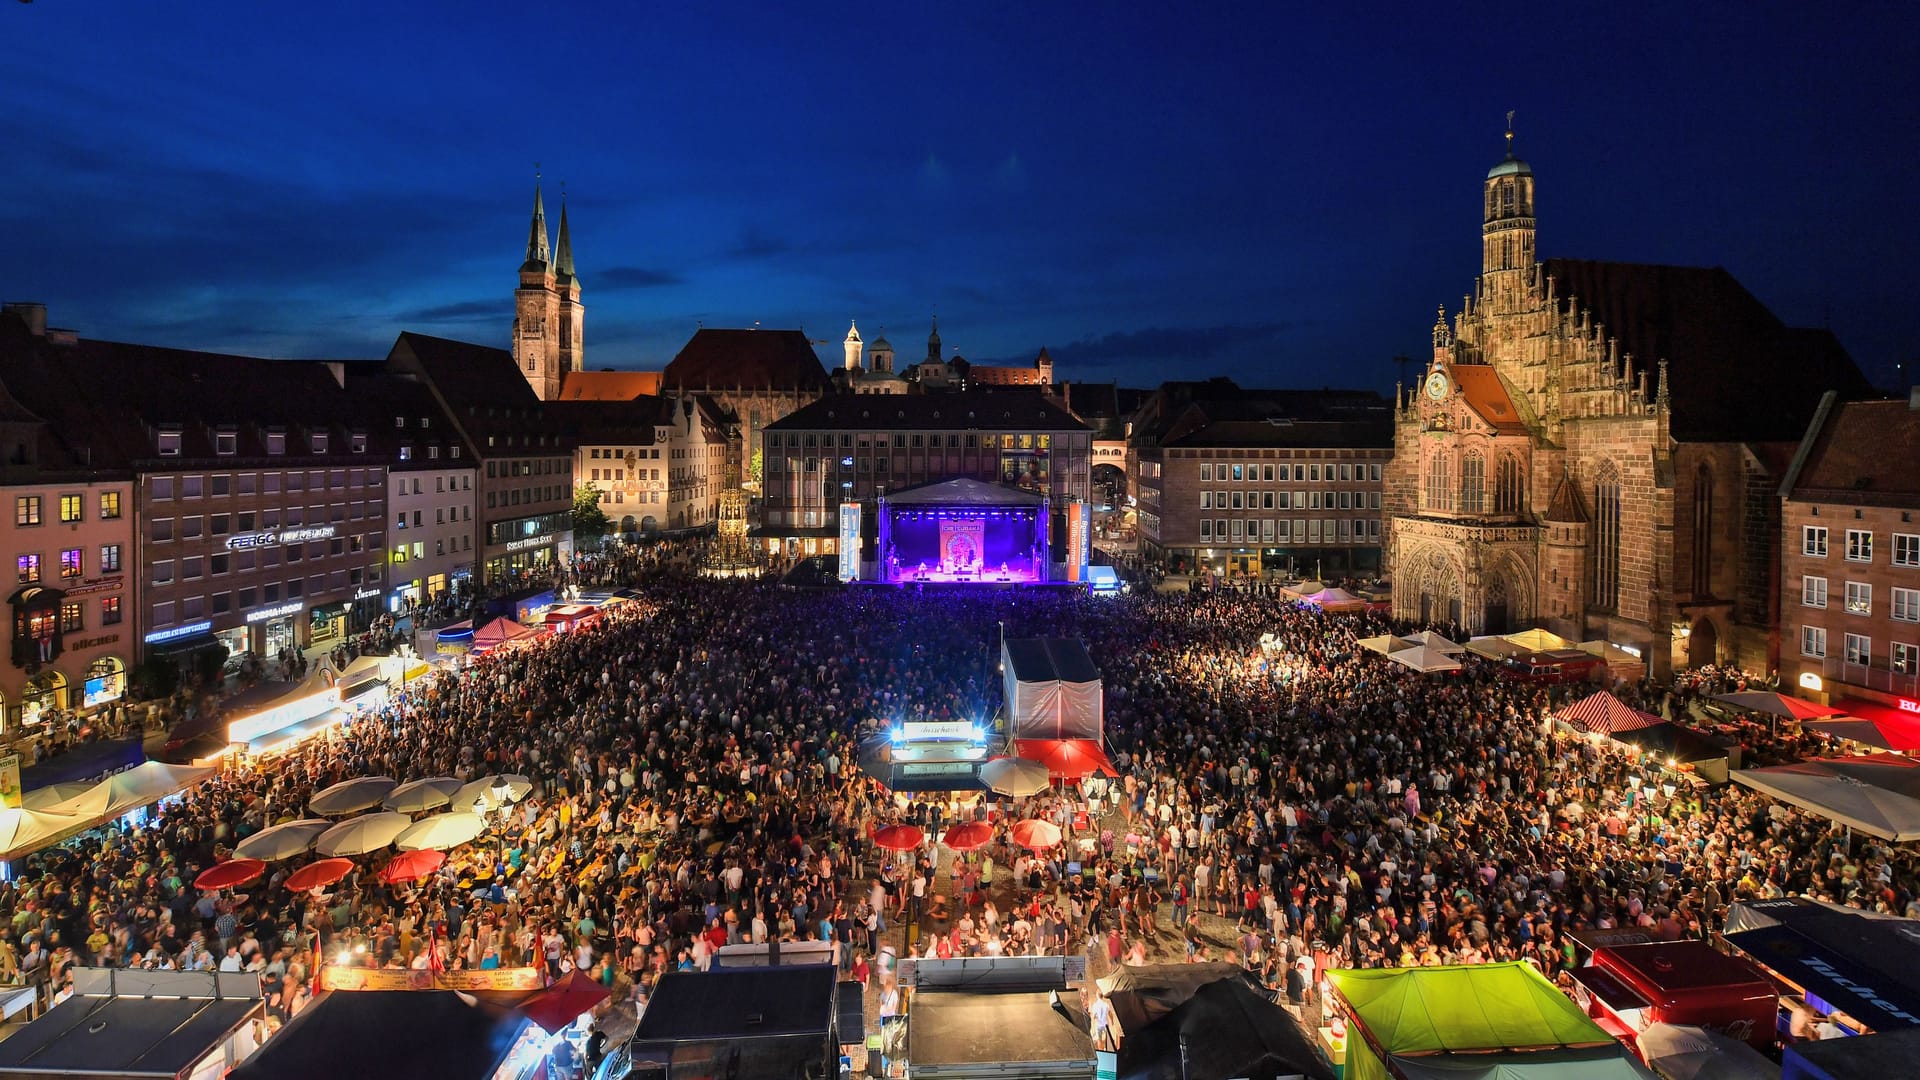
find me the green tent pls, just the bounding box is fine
[1328,964,1646,1080]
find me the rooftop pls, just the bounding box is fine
[662,328,831,392]
[766,390,1089,433]
[1785,396,1920,506]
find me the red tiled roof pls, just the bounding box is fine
[557,370,663,401]
[967,365,1048,386]
[662,329,830,392]
[1449,365,1528,434]
[1789,399,1920,503]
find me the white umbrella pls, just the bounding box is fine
[309,777,398,816]
[980,757,1050,798]
[393,812,489,852]
[1635,1022,1775,1080]
[450,775,533,815]
[382,777,462,814]
[314,812,411,857]
[234,819,332,862]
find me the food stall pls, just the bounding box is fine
[1569,941,1778,1052]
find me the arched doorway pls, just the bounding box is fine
[21,669,68,727]
[1091,463,1125,509]
[619,515,637,535]
[1687,617,1719,669]
[84,656,128,710]
[1484,574,1511,636]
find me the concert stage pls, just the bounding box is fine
[877,478,1051,586]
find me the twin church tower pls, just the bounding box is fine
[511,180,584,401]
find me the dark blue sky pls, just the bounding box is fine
[3,2,1915,391]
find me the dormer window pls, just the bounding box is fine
[157,429,182,456]
[399,444,412,461]
[265,431,286,455]
[395,416,406,428]
[350,433,367,454]
[420,417,430,429]
[311,432,329,454]
[214,430,237,456]
[450,445,461,459]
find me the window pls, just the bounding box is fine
[152,560,172,585]
[215,430,237,455]
[1692,464,1715,597]
[1894,642,1918,676]
[1200,492,1212,509]
[265,431,286,455]
[150,518,173,543]
[312,432,329,454]
[16,554,38,584]
[58,494,81,523]
[351,433,367,454]
[157,430,181,456]
[1802,626,1827,658]
[1592,465,1622,611]
[1802,576,1828,609]
[1423,452,1453,512]
[1199,519,1212,541]
[59,548,80,578]
[399,445,412,461]
[1896,533,1920,568]
[1803,526,1828,557]
[1843,633,1871,666]
[1894,587,1920,623]
[59,602,82,633]
[1847,529,1873,562]
[1845,581,1872,616]
[100,596,121,625]
[15,496,40,526]
[1199,464,1212,482]
[99,491,120,519]
[100,544,121,573]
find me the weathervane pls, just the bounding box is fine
[1505,111,1515,151]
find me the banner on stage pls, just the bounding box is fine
[838,503,862,582]
[938,517,984,575]
[319,966,544,992]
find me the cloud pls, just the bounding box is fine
[728,225,790,259]
[1048,322,1293,369]
[596,265,684,289]
[402,299,499,322]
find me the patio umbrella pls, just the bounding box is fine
[871,824,924,851]
[520,969,612,1034]
[1636,1022,1776,1080]
[1712,691,1843,721]
[1014,739,1118,780]
[450,775,532,815]
[393,812,488,852]
[1011,818,1063,850]
[980,756,1050,797]
[941,821,993,851]
[195,858,266,891]
[378,849,447,884]
[315,812,411,857]
[309,776,398,816]
[1731,756,1920,841]
[382,777,462,814]
[284,858,356,893]
[233,819,331,862]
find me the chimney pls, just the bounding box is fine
[2,302,47,337]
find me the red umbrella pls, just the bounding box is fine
[194,858,266,891]
[284,858,356,893]
[1014,739,1118,780]
[378,848,448,884]
[941,821,992,851]
[520,969,612,1033]
[1010,818,1063,850]
[871,824,924,852]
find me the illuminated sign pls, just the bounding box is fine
[227,686,341,743]
[1799,672,1824,692]
[353,587,380,601]
[226,525,337,551]
[1067,500,1090,582]
[145,621,212,644]
[504,533,554,552]
[902,720,976,742]
[838,503,861,582]
[319,966,543,992]
[901,761,975,778]
[64,576,125,597]
[1901,698,1920,716]
[245,601,305,624]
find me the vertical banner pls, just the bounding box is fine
[838,502,862,582]
[0,755,19,811]
[1067,500,1091,582]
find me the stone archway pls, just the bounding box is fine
[1687,616,1719,669]
[1407,546,1462,630]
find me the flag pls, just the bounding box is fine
[310,933,323,995]
[428,922,444,975]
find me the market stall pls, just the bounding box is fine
[0,968,263,1080]
[1730,756,1920,841]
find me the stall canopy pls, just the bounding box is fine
[1634,1023,1779,1080]
[1298,586,1368,612]
[1802,716,1920,752]
[1015,738,1118,780]
[1730,756,1920,841]
[1403,630,1466,654]
[1608,724,1737,785]
[471,616,537,651]
[1390,644,1465,674]
[0,969,263,1080]
[1722,900,1920,1032]
[1001,637,1103,741]
[1557,691,1663,735]
[1330,963,1633,1080]
[1358,634,1417,657]
[1781,1026,1920,1080]
[95,762,215,817]
[230,990,528,1080]
[0,806,87,862]
[1118,977,1335,1080]
[1711,692,1843,721]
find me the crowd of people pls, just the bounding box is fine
[0,561,1914,1056]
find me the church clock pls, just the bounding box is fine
[1424,370,1450,401]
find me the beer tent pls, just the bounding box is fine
[1001,638,1102,741]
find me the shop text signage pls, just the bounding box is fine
[902,720,976,742]
[1900,698,1920,715]
[504,533,554,552]
[226,525,337,551]
[354,587,380,601]
[67,633,121,652]
[319,966,543,992]
[64,575,125,597]
[144,621,212,644]
[245,601,304,624]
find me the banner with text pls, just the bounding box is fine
[838,503,862,582]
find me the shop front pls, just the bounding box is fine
[244,600,305,657]
[19,669,66,728]
[82,656,127,711]
[213,625,250,661]
[481,513,570,585]
[308,602,350,646]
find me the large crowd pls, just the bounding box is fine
[0,563,1917,1051]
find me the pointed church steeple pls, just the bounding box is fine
[522,176,552,273]
[552,192,576,282]
[927,315,942,362]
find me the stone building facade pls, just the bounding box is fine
[1383,131,1870,676]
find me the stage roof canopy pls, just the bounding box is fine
[885,477,1046,507]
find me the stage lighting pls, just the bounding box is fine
[890,726,905,744]
[969,723,986,743]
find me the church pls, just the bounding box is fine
[1382,128,1872,677]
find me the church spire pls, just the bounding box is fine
[927,314,942,362]
[521,172,551,273]
[552,188,576,282]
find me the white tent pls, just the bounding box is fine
[1388,644,1465,674]
[0,807,88,861]
[97,762,216,817]
[1001,638,1103,741]
[1402,630,1466,654]
[1731,756,1920,841]
[1358,634,1415,657]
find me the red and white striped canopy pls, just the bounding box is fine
[1555,690,1662,734]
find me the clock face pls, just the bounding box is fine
[1424,371,1450,401]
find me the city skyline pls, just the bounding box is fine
[2,3,1915,390]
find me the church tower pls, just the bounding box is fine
[926,315,942,364]
[1481,116,1536,299]
[552,193,584,383]
[843,320,864,371]
[512,178,565,401]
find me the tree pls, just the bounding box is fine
[573,481,610,540]
[746,448,763,489]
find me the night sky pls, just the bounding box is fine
[3,3,1915,391]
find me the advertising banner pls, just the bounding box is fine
[1067,499,1091,581]
[0,755,19,811]
[838,502,862,582]
[319,966,544,992]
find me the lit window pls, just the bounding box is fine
[100,596,121,625]
[1846,529,1873,562]
[15,496,41,526]
[59,548,80,578]
[1844,581,1872,616]
[16,554,39,583]
[99,491,120,519]
[58,494,81,523]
